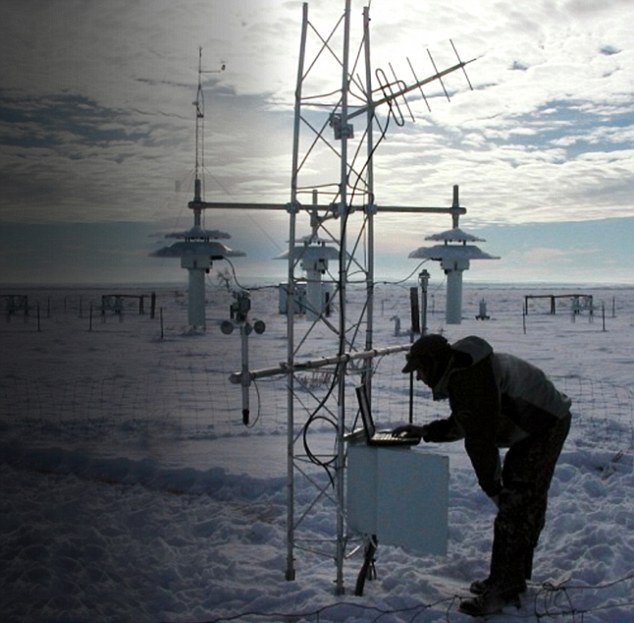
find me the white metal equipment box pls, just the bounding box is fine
[347,445,449,555]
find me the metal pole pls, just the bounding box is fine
[285,1,309,583]
[241,323,250,425]
[419,269,430,335]
[363,4,375,386]
[191,200,466,216]
[229,343,412,384]
[451,184,461,228]
[334,0,351,595]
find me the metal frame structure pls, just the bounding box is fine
[282,1,474,593]
[206,0,475,594]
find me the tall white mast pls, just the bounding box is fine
[151,50,243,330]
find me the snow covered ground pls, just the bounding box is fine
[1,281,632,622]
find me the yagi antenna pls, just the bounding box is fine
[375,68,407,126]
[427,48,451,101]
[450,39,473,90]
[406,56,432,112]
[389,61,415,123]
[355,40,475,122]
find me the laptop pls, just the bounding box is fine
[346,385,421,447]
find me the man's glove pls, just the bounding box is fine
[420,424,432,442]
[390,423,431,441]
[392,419,457,443]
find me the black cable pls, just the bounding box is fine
[155,565,634,623]
[296,361,342,484]
[375,259,431,287]
[194,595,457,623]
[221,257,279,292]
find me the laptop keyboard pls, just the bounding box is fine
[374,431,406,441]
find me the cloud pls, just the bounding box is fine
[0,0,632,285]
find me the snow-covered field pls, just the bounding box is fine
[1,281,632,622]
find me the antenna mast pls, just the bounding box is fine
[283,1,475,593]
[193,47,205,205]
[150,49,241,331]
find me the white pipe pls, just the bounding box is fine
[445,269,463,324]
[188,268,206,328]
[441,257,469,325]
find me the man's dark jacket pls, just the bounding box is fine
[423,336,571,498]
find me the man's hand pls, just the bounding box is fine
[391,423,431,441]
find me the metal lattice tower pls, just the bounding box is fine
[282,1,474,592]
[204,0,475,593]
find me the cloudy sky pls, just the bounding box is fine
[0,0,632,285]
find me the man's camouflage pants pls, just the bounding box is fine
[489,412,572,594]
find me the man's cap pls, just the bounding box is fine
[402,334,451,373]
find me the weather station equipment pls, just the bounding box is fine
[151,49,245,330]
[221,291,266,426]
[218,0,483,593]
[409,186,499,324]
[276,233,338,320]
[198,0,483,594]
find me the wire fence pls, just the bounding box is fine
[2,358,632,454]
[1,324,633,458]
[1,287,632,623]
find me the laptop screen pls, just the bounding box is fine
[355,385,375,437]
